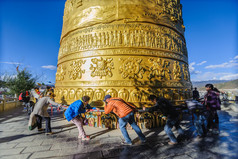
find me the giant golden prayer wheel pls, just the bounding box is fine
[55,0,192,107]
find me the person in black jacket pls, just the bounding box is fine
[192,87,200,100]
[144,95,184,145]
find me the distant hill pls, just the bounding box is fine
[192,80,230,88]
[213,79,238,89]
[192,79,238,90]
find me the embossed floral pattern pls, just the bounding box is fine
[119,57,144,79]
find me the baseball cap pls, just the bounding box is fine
[103,94,111,102]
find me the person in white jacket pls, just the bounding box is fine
[32,93,61,135]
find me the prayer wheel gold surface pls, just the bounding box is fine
[55,0,192,107]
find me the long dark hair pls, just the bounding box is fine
[205,84,214,90]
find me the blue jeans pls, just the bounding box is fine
[119,112,146,144]
[164,117,184,143]
[194,113,207,136]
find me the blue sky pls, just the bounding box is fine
[0,0,237,83]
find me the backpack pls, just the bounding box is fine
[19,93,23,101]
[186,100,205,111]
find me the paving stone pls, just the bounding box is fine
[102,147,131,158]
[22,145,51,153]
[16,140,44,148]
[46,155,74,159]
[0,153,32,159]
[0,143,17,149]
[187,150,222,159]
[165,154,192,159]
[0,147,25,156]
[74,151,102,159]
[50,141,78,150]
[59,147,89,156]
[30,150,61,158]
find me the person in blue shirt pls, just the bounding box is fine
[64,96,99,140]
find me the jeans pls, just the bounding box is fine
[194,113,207,136]
[164,117,184,143]
[119,112,146,144]
[35,114,52,133]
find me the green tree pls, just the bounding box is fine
[0,80,6,88]
[6,70,36,95]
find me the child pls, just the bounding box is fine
[64,96,99,140]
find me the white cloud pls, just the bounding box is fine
[0,62,22,65]
[219,73,238,80]
[41,65,56,70]
[191,72,238,81]
[205,62,238,69]
[189,62,201,74]
[205,56,238,69]
[197,61,207,66]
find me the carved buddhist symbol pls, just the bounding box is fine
[148,58,171,80]
[94,89,105,101]
[182,64,189,81]
[56,65,66,81]
[172,61,182,81]
[90,57,114,78]
[69,60,85,80]
[69,89,75,99]
[84,88,94,100]
[119,57,144,79]
[118,88,130,101]
[76,88,83,100]
[106,89,118,98]
[131,89,142,102]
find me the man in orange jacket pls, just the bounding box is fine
[104,95,146,145]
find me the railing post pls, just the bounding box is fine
[3,95,6,111]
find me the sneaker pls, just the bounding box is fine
[45,132,54,135]
[212,129,219,135]
[168,141,178,145]
[38,128,44,131]
[121,141,132,145]
[194,136,202,142]
[82,136,90,141]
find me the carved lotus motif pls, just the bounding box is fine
[119,57,144,79]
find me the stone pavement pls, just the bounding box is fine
[0,106,238,159]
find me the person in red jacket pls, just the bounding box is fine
[104,95,146,145]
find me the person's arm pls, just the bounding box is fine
[104,102,114,114]
[47,98,61,107]
[147,103,160,112]
[85,104,96,110]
